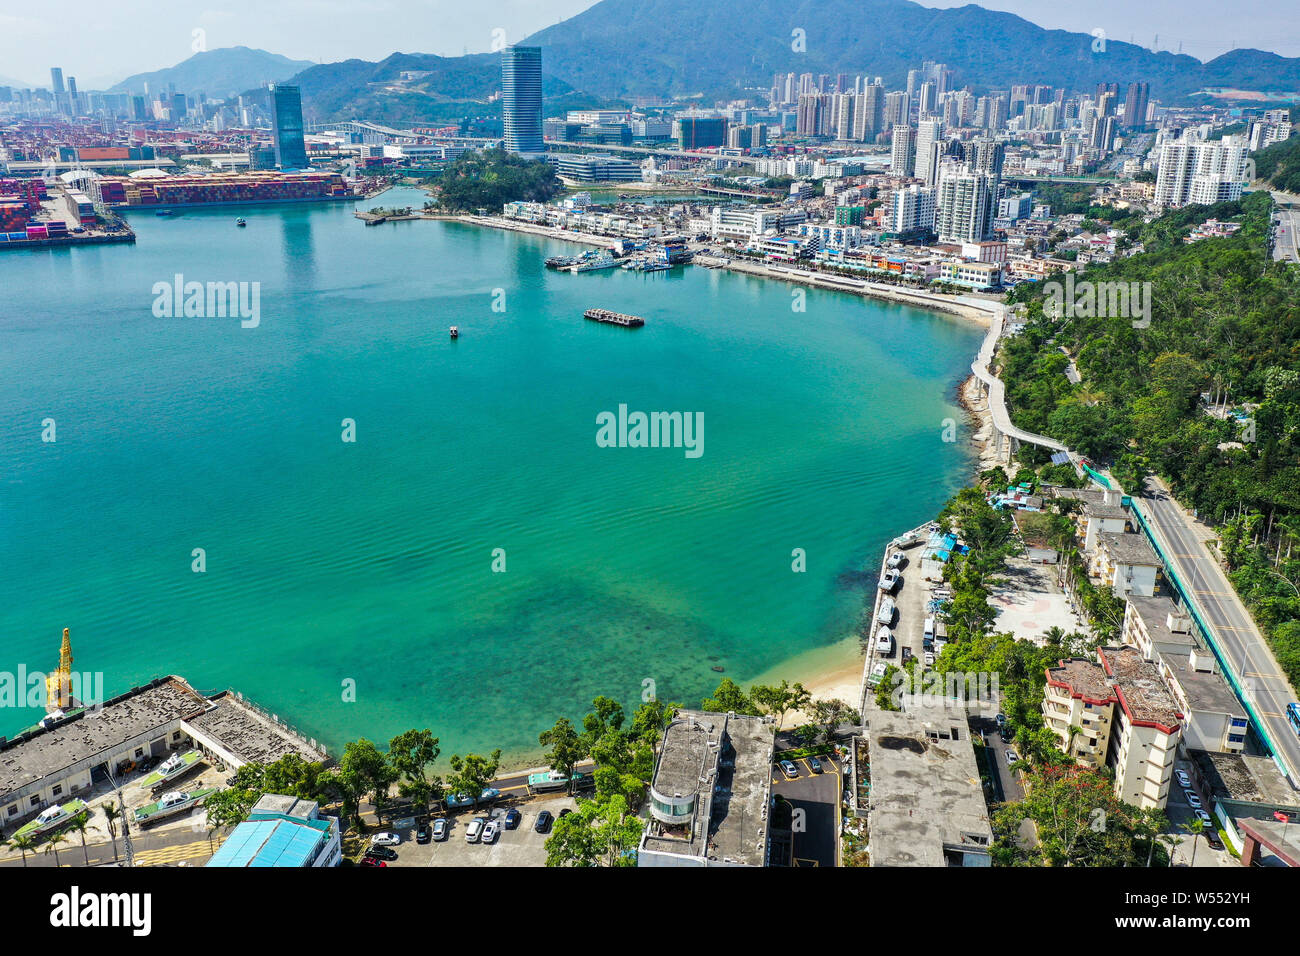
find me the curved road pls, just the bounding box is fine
[970,308,1070,455]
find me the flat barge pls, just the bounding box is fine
[584,308,645,328]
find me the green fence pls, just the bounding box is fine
[1128,501,1288,779]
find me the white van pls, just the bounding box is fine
[923,616,936,641]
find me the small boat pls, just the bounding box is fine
[449,326,459,338]
[155,209,174,217]
[139,749,205,791]
[13,799,89,840]
[133,788,217,826]
[235,218,247,227]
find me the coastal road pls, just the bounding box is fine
[1135,478,1300,784]
[1271,191,1300,264]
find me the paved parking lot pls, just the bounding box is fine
[374,796,577,867]
[770,755,846,866]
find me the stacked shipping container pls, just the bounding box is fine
[99,171,351,207]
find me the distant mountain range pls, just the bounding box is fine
[108,47,315,99]
[109,0,1300,125]
[519,0,1300,101]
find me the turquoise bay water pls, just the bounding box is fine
[0,187,980,761]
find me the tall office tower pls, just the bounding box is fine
[965,137,1005,182]
[883,90,909,130]
[50,67,65,94]
[268,83,309,168]
[1123,82,1150,129]
[1092,114,1117,151]
[1154,133,1251,207]
[918,81,937,117]
[891,124,917,178]
[1009,84,1029,117]
[171,92,188,121]
[914,119,944,186]
[131,95,147,121]
[853,83,884,142]
[935,164,995,242]
[501,46,543,153]
[783,73,796,104]
[906,69,921,102]
[832,93,855,140]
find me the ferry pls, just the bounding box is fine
[235,218,247,227]
[449,326,459,338]
[569,252,619,273]
[584,308,645,328]
[139,749,205,791]
[133,788,217,827]
[13,799,89,840]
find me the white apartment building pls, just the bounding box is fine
[889,184,936,234]
[935,163,994,243]
[914,119,944,186]
[1153,134,1251,208]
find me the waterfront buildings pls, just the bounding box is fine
[1089,531,1161,598]
[863,705,993,866]
[501,45,544,154]
[268,84,308,169]
[206,793,341,867]
[638,709,775,867]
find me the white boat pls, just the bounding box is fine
[133,788,216,826]
[879,569,900,592]
[876,596,896,626]
[568,252,619,273]
[875,626,894,655]
[14,798,88,839]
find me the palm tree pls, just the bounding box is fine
[1182,818,1206,867]
[102,802,121,861]
[43,831,69,867]
[66,812,91,865]
[5,833,38,867]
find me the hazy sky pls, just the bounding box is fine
[3,0,1299,88]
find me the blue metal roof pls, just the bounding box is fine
[207,818,324,868]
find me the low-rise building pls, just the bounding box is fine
[1098,646,1181,809]
[639,709,775,867]
[863,705,992,866]
[1091,531,1161,598]
[1043,658,1116,766]
[206,793,341,867]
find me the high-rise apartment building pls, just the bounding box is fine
[853,83,884,142]
[888,184,936,235]
[891,124,916,178]
[1154,134,1251,208]
[50,67,64,94]
[883,91,909,130]
[914,119,944,186]
[501,45,544,153]
[935,164,995,243]
[268,84,309,169]
[1123,82,1150,129]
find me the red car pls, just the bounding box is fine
[360,857,387,867]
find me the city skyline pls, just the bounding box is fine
[3,0,1300,90]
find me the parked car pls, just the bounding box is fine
[1176,770,1192,789]
[995,713,1007,728]
[1005,750,1021,765]
[534,810,554,834]
[432,818,449,841]
[481,820,500,844]
[1196,809,1214,827]
[504,808,522,830]
[1185,791,1202,809]
[416,821,432,844]
[359,857,387,867]
[1205,829,1224,850]
[924,651,935,667]
[370,832,400,847]
[365,845,397,861]
[558,808,573,819]
[808,756,823,774]
[465,818,486,843]
[780,759,799,779]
